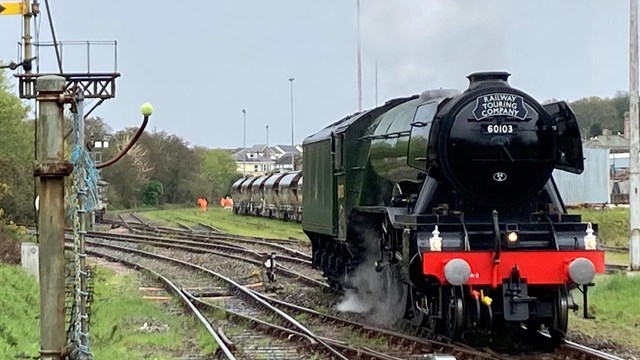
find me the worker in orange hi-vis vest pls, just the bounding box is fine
[218,196,232,209]
[197,197,208,212]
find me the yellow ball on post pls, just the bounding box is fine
[140,102,153,116]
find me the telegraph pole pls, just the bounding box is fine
[356,0,362,112]
[630,0,640,270]
[34,75,71,360]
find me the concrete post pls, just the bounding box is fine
[34,75,73,360]
[630,0,640,270]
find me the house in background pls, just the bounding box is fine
[233,144,302,176]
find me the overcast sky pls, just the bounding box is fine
[0,1,632,149]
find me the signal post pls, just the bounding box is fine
[34,75,72,360]
[4,1,120,358]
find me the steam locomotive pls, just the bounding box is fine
[301,72,605,343]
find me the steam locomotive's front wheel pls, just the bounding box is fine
[550,286,569,345]
[377,262,408,324]
[405,288,427,327]
[445,286,466,340]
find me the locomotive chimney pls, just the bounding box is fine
[466,71,511,91]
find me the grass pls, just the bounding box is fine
[143,207,308,241]
[86,263,217,359]
[572,207,629,247]
[0,264,40,359]
[570,273,640,350]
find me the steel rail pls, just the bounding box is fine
[247,288,503,360]
[562,340,627,360]
[86,229,311,265]
[82,240,350,360]
[79,247,237,359]
[183,290,408,360]
[80,233,327,288]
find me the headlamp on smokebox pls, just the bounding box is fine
[505,223,519,247]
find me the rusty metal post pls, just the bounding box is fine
[34,75,73,360]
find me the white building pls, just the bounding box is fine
[233,144,302,176]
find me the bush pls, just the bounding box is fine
[0,208,30,265]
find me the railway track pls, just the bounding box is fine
[79,230,325,289]
[116,212,306,245]
[111,213,312,258]
[85,214,631,359]
[80,239,501,359]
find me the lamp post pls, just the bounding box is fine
[242,109,247,178]
[266,124,270,161]
[289,77,295,170]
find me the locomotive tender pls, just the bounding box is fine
[301,72,605,342]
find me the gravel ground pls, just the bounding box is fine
[567,330,640,360]
[88,237,260,286]
[88,240,332,359]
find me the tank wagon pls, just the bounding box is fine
[231,170,303,222]
[301,71,605,343]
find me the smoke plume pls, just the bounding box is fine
[334,221,406,327]
[360,0,509,97]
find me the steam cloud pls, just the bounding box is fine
[360,0,509,97]
[334,223,406,327]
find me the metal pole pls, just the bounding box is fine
[266,124,270,171]
[289,77,295,171]
[242,109,247,178]
[375,60,378,107]
[356,0,362,112]
[23,0,32,76]
[630,0,640,270]
[35,75,72,360]
[75,89,91,358]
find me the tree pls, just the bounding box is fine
[196,148,240,201]
[100,128,152,208]
[589,123,602,137]
[141,180,163,206]
[0,70,35,223]
[569,93,628,138]
[137,130,200,204]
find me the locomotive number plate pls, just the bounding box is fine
[482,124,517,135]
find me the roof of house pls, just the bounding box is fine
[583,134,629,151]
[275,144,300,153]
[275,153,301,165]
